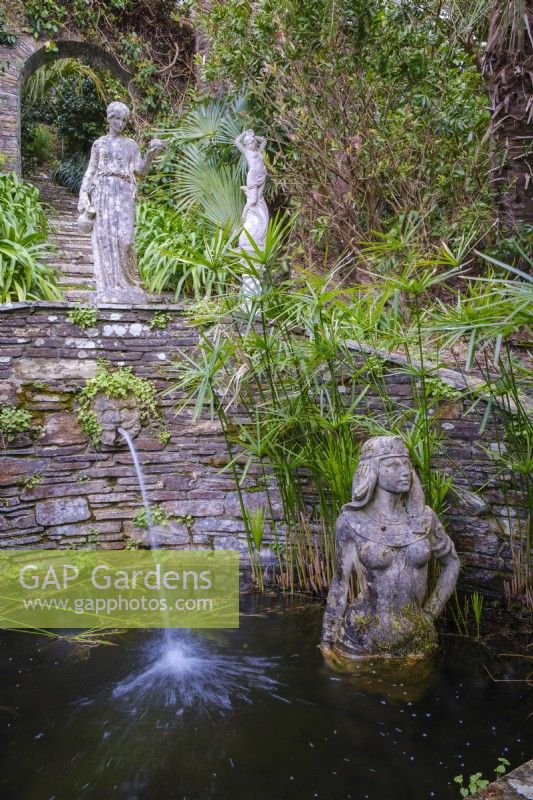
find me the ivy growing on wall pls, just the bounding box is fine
[67,305,98,330]
[77,362,159,446]
[0,8,17,46]
[0,405,33,445]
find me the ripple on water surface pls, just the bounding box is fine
[0,597,530,800]
[112,631,284,711]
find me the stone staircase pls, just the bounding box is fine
[31,178,96,303]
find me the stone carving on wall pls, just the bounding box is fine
[235,130,269,302]
[92,393,142,447]
[321,436,460,659]
[78,101,165,305]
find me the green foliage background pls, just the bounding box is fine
[0,173,60,302]
[199,0,493,259]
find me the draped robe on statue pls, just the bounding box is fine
[79,134,147,304]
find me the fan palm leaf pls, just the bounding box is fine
[166,144,243,231]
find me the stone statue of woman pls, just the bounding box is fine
[321,436,460,660]
[78,101,165,304]
[235,130,269,302]
[235,129,268,217]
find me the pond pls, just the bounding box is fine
[0,596,530,800]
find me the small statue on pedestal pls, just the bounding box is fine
[235,130,269,302]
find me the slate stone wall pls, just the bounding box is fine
[0,303,528,597]
[0,303,278,560]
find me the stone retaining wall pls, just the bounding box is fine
[0,302,528,596]
[0,303,277,559]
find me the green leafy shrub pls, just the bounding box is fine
[0,405,33,444]
[149,311,173,330]
[133,506,168,529]
[53,153,90,194]
[136,200,234,299]
[25,0,67,38]
[21,0,192,118]
[67,305,98,330]
[24,123,55,168]
[200,0,493,263]
[0,8,16,45]
[52,73,111,153]
[0,172,61,302]
[77,363,159,446]
[22,65,115,179]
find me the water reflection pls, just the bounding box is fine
[323,652,435,702]
[0,598,530,800]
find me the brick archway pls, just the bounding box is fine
[0,33,133,174]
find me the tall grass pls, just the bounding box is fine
[426,259,533,607]
[174,224,532,603]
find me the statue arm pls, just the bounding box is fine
[235,132,247,154]
[78,141,99,212]
[257,136,267,153]
[423,512,460,620]
[138,139,166,176]
[321,520,356,648]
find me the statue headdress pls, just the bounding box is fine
[350,435,426,521]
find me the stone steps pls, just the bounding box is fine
[61,289,94,303]
[50,231,92,240]
[31,177,96,302]
[48,263,93,276]
[57,276,95,288]
[50,252,93,262]
[30,177,171,306]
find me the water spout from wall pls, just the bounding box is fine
[114,423,277,707]
[117,425,154,539]
[117,425,172,638]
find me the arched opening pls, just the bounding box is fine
[0,35,133,176]
[19,39,133,192]
[20,39,133,87]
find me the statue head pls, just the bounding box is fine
[243,129,257,149]
[350,435,425,514]
[107,101,130,135]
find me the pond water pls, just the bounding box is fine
[0,596,530,800]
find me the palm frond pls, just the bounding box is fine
[486,1,532,58]
[160,96,247,146]
[23,59,108,107]
[165,144,243,231]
